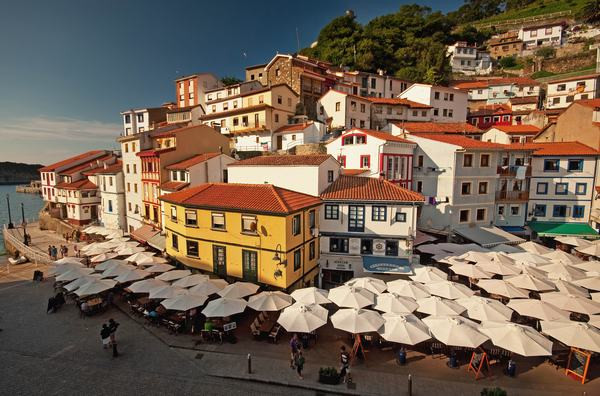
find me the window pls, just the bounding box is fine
[434,92,440,100]
[360,155,370,168]
[277,95,282,105]
[370,78,376,89]
[443,109,448,117]
[350,101,357,111]
[480,154,490,167]
[186,240,199,257]
[461,182,472,195]
[327,170,334,183]
[241,215,257,233]
[325,204,339,219]
[124,114,131,124]
[124,144,129,153]
[309,210,316,229]
[172,234,179,251]
[242,250,258,282]
[498,205,505,216]
[478,182,488,194]
[416,181,423,193]
[372,206,387,221]
[127,182,130,192]
[335,102,341,111]
[476,208,486,221]
[330,237,349,253]
[459,209,470,223]
[449,93,454,101]
[361,239,373,254]
[309,241,315,260]
[534,204,546,217]
[553,205,567,218]
[185,210,197,226]
[543,159,560,172]
[417,155,424,167]
[210,212,225,230]
[274,114,279,123]
[385,240,398,256]
[568,159,583,172]
[356,135,366,144]
[137,113,144,122]
[360,103,366,113]
[573,205,585,219]
[287,97,292,106]
[552,97,560,105]
[348,205,365,232]
[396,212,406,222]
[292,214,301,236]
[359,120,365,128]
[463,154,473,167]
[433,108,439,116]
[170,206,177,222]
[510,206,520,216]
[555,183,568,195]
[537,183,548,194]
[575,183,587,195]
[448,109,453,118]
[292,249,302,271]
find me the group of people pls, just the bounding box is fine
[288,334,351,383]
[100,318,120,357]
[47,245,69,260]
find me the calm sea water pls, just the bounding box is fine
[0,184,44,257]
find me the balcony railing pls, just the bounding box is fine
[497,165,531,177]
[496,190,529,202]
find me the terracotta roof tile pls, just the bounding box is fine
[488,125,541,134]
[39,150,105,172]
[452,77,540,90]
[509,96,538,105]
[83,161,122,175]
[160,181,190,192]
[574,98,600,109]
[365,97,432,109]
[412,134,506,149]
[468,104,511,117]
[341,169,369,176]
[59,154,117,175]
[547,73,600,84]
[345,128,415,144]
[452,81,489,90]
[165,153,221,170]
[159,183,322,215]
[506,142,599,156]
[229,154,333,167]
[55,179,98,190]
[321,176,424,202]
[274,122,314,133]
[394,122,482,134]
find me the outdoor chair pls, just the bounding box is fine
[258,312,267,322]
[268,325,281,343]
[250,323,261,338]
[212,329,223,344]
[252,318,260,328]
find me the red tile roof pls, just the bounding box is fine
[55,179,97,190]
[574,98,600,109]
[165,153,221,170]
[160,181,190,192]
[83,161,122,175]
[321,89,371,102]
[468,104,511,117]
[341,169,369,176]
[412,134,506,149]
[229,154,333,167]
[488,125,541,134]
[547,73,600,84]
[39,150,105,172]
[506,142,599,156]
[321,176,424,202]
[393,122,482,134]
[452,77,540,90]
[365,97,432,109]
[452,81,489,90]
[137,148,175,157]
[509,96,538,105]
[345,128,415,144]
[159,183,322,215]
[59,154,116,175]
[274,122,314,133]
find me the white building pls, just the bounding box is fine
[272,120,327,151]
[546,74,600,110]
[120,107,168,136]
[161,152,236,193]
[452,78,541,108]
[227,154,341,197]
[319,175,424,288]
[174,72,222,109]
[317,90,372,130]
[85,162,126,231]
[494,147,533,229]
[481,125,541,144]
[398,84,468,122]
[367,98,432,130]
[328,70,412,98]
[447,42,492,76]
[326,128,416,189]
[519,22,565,49]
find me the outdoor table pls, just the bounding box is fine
[87,297,103,307]
[259,319,276,334]
[137,297,150,306]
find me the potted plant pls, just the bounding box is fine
[318,366,340,385]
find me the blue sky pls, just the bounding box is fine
[0,0,462,165]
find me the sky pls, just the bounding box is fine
[0,0,463,165]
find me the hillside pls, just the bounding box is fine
[472,0,586,27]
[0,162,43,184]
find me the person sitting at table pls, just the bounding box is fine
[204,319,214,331]
[46,297,56,314]
[80,301,90,317]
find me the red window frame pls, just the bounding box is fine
[360,155,370,168]
[338,155,346,167]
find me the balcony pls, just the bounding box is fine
[497,165,531,177]
[496,190,529,202]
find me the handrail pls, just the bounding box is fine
[2,224,53,265]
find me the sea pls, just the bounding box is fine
[0,184,44,258]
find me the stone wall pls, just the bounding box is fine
[294,144,327,155]
[525,51,596,74]
[38,211,78,239]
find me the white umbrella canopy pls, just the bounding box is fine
[541,292,600,315]
[328,285,375,309]
[575,242,600,257]
[63,274,102,292]
[248,291,293,311]
[114,269,151,284]
[542,250,583,264]
[75,279,117,297]
[593,292,600,302]
[480,321,553,357]
[172,274,210,288]
[277,303,328,333]
[156,269,192,282]
[416,296,466,316]
[505,274,556,292]
[489,244,523,254]
[374,293,418,314]
[509,252,552,266]
[458,251,491,263]
[48,263,85,276]
[518,241,553,255]
[189,279,229,296]
[82,225,101,234]
[84,246,112,256]
[476,279,529,299]
[553,279,591,298]
[538,262,587,281]
[386,279,431,299]
[556,236,592,248]
[100,263,136,279]
[378,313,431,345]
[53,257,84,265]
[55,267,95,282]
[161,293,208,311]
[128,278,168,294]
[474,260,520,277]
[456,296,514,322]
[115,246,146,256]
[96,240,123,249]
[148,285,188,299]
[449,264,493,279]
[541,321,600,353]
[80,242,102,253]
[217,281,260,299]
[486,252,518,266]
[424,280,474,300]
[516,263,551,279]
[202,297,247,317]
[507,299,571,321]
[589,315,600,329]
[422,315,489,348]
[574,260,600,273]
[345,277,387,295]
[573,276,600,292]
[125,252,156,265]
[94,259,129,271]
[146,263,176,273]
[90,252,119,263]
[290,287,331,305]
[331,308,384,334]
[409,266,447,283]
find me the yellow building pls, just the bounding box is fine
[159,183,322,290]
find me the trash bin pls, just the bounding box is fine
[397,349,407,365]
[33,270,44,281]
[448,355,457,368]
[507,361,516,377]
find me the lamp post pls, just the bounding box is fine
[21,203,28,246]
[6,194,14,229]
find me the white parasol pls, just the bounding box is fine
[517,241,552,255]
[476,279,529,299]
[217,282,259,299]
[573,276,600,292]
[422,315,489,348]
[202,297,247,317]
[114,269,151,283]
[507,298,570,321]
[161,293,208,311]
[416,296,466,316]
[480,321,552,356]
[127,278,168,294]
[554,279,591,298]
[345,277,387,295]
[172,274,210,288]
[541,321,600,353]
[290,287,331,305]
[148,285,188,299]
[188,279,228,296]
[328,285,375,309]
[90,252,119,263]
[248,291,293,311]
[538,262,587,281]
[63,274,102,292]
[386,279,431,299]
[330,308,384,334]
[55,267,95,282]
[505,274,556,292]
[373,293,418,314]
[449,264,493,279]
[94,259,128,271]
[409,266,447,283]
[156,270,192,282]
[456,296,514,322]
[541,292,600,315]
[277,303,328,333]
[146,263,175,273]
[378,313,431,345]
[74,279,117,297]
[100,263,136,278]
[424,280,474,300]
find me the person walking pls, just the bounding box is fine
[74,245,80,258]
[47,245,52,259]
[100,324,111,349]
[63,245,69,257]
[295,350,305,380]
[108,318,119,345]
[289,334,300,369]
[51,246,58,260]
[340,345,351,383]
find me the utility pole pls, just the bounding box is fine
[6,194,14,229]
[296,27,300,54]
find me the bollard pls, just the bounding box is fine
[408,374,412,396]
[247,353,252,374]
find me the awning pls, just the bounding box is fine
[529,222,600,239]
[414,230,437,246]
[362,256,411,274]
[147,233,166,251]
[131,224,160,243]
[454,225,525,247]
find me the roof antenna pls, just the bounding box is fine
[296,27,300,53]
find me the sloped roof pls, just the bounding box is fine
[274,122,314,133]
[55,179,97,190]
[506,142,599,156]
[365,97,432,109]
[574,98,600,109]
[165,153,222,170]
[39,150,105,172]
[509,96,538,105]
[83,161,123,175]
[394,122,482,134]
[59,154,117,175]
[228,154,333,167]
[452,81,489,90]
[452,77,539,90]
[547,73,600,84]
[160,181,190,192]
[321,175,424,202]
[412,134,506,149]
[345,128,415,143]
[468,104,511,117]
[159,183,322,215]
[341,169,369,176]
[488,125,541,134]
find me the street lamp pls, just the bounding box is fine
[272,243,286,266]
[6,194,14,229]
[21,203,28,246]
